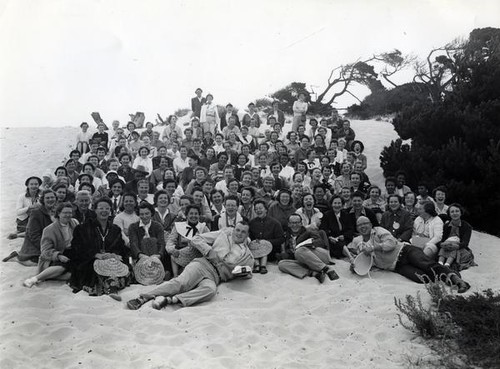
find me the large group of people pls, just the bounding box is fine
[4,88,475,309]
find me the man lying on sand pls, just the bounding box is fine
[127,221,255,310]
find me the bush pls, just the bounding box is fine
[380,28,500,236]
[396,282,500,369]
[174,108,190,117]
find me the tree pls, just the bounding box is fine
[380,28,500,235]
[373,49,417,88]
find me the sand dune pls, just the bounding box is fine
[1,120,499,369]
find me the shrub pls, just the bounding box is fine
[174,108,190,117]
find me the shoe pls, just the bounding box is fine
[260,266,268,274]
[152,296,167,310]
[457,281,471,294]
[7,233,18,240]
[252,265,260,273]
[23,277,38,288]
[127,297,148,310]
[2,251,18,262]
[315,271,326,284]
[327,270,339,281]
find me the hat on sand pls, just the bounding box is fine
[93,258,129,278]
[134,165,149,176]
[353,252,373,276]
[133,256,165,285]
[173,246,203,268]
[25,176,42,187]
[248,240,273,259]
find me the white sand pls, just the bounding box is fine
[1,120,499,369]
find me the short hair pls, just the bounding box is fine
[215,133,224,139]
[211,189,225,199]
[138,201,155,215]
[240,186,255,198]
[432,185,447,197]
[154,190,170,206]
[163,178,177,188]
[184,127,193,134]
[253,199,268,210]
[385,176,397,186]
[422,201,438,217]
[192,186,204,195]
[94,197,113,210]
[39,189,56,206]
[54,202,74,218]
[288,213,302,222]
[447,203,465,217]
[54,166,68,176]
[119,153,132,161]
[179,194,194,204]
[69,149,81,157]
[225,194,240,206]
[313,184,326,193]
[82,163,95,172]
[330,195,344,206]
[185,204,201,215]
[217,151,229,160]
[136,179,149,188]
[387,194,402,204]
[351,191,365,200]
[223,164,234,173]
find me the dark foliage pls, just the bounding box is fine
[346,82,429,119]
[380,28,500,236]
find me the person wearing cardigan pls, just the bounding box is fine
[23,202,78,287]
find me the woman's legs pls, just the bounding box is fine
[23,266,67,287]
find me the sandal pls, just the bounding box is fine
[126,297,148,310]
[259,266,268,274]
[252,265,260,273]
[2,251,18,262]
[327,270,340,281]
[457,281,471,294]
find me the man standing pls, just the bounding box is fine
[126,221,254,309]
[267,101,285,125]
[242,103,261,128]
[220,103,241,130]
[191,88,206,118]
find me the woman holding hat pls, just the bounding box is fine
[8,176,42,240]
[132,146,153,175]
[76,122,92,154]
[23,202,78,288]
[66,198,131,297]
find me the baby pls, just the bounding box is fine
[438,235,460,267]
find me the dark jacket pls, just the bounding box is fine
[220,113,241,130]
[320,209,353,258]
[267,110,285,125]
[128,220,166,259]
[380,208,413,242]
[438,220,473,250]
[18,206,53,262]
[282,227,327,258]
[191,96,206,118]
[72,206,97,225]
[249,215,285,260]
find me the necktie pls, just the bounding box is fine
[113,197,118,212]
[185,223,198,237]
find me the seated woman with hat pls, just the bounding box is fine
[129,202,171,284]
[167,204,210,277]
[66,198,131,297]
[23,202,78,288]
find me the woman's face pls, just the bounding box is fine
[27,179,40,192]
[43,192,57,209]
[195,169,206,181]
[341,188,351,200]
[164,182,176,195]
[293,173,303,183]
[241,146,249,155]
[202,181,213,194]
[111,183,123,196]
[139,208,152,224]
[192,191,204,204]
[388,197,400,211]
[186,208,200,223]
[171,116,178,124]
[448,206,462,221]
[139,149,148,158]
[225,200,238,216]
[237,155,247,166]
[206,149,215,158]
[241,190,253,204]
[312,169,321,180]
[66,162,76,172]
[254,203,267,218]
[84,166,94,175]
[212,192,223,205]
[241,174,252,187]
[404,194,416,207]
[58,206,74,224]
[354,143,361,152]
[292,187,302,199]
[228,181,239,194]
[435,190,446,203]
[303,194,314,208]
[123,196,137,213]
[369,188,380,200]
[331,198,343,212]
[164,170,175,180]
[179,199,191,213]
[289,133,297,142]
[279,192,291,206]
[95,201,111,222]
[157,193,170,208]
[341,164,351,175]
[56,188,67,201]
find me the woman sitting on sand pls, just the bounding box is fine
[437,203,476,272]
[7,189,58,265]
[76,122,92,154]
[412,201,444,258]
[23,202,78,288]
[113,193,140,246]
[403,191,419,220]
[66,198,131,297]
[9,176,42,239]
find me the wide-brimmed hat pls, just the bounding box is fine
[93,258,129,278]
[133,256,165,285]
[25,176,42,187]
[353,253,373,276]
[134,165,149,175]
[248,240,272,258]
[173,246,202,267]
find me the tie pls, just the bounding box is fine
[113,197,118,212]
[185,223,198,237]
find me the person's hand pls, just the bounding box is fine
[362,244,374,255]
[151,254,161,260]
[57,254,70,263]
[329,236,337,244]
[349,262,356,274]
[138,253,148,259]
[95,253,105,260]
[338,235,344,242]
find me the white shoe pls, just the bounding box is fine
[152,296,166,310]
[23,277,38,288]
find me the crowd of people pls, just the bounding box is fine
[4,88,475,309]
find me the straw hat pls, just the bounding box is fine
[173,246,202,267]
[248,240,272,259]
[133,256,165,285]
[93,258,129,278]
[353,253,373,276]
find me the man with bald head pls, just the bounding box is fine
[350,216,470,292]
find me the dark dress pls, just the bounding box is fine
[320,209,352,258]
[65,219,130,295]
[18,206,53,262]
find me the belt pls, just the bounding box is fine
[206,257,222,280]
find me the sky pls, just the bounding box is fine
[0,0,499,127]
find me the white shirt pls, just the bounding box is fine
[173,156,189,174]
